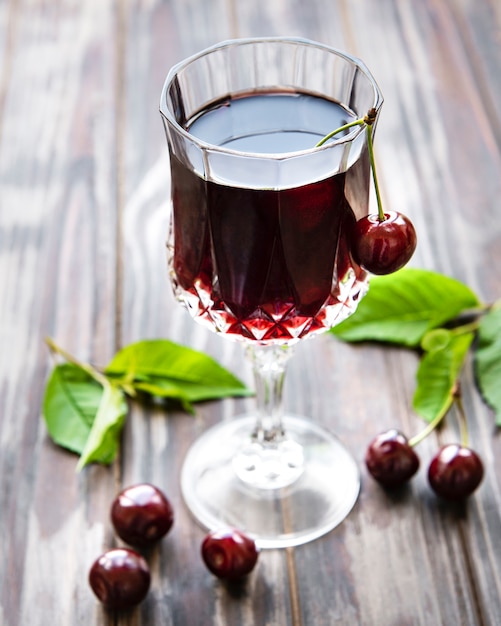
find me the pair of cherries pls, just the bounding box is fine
[365,429,484,499]
[88,483,259,611]
[88,483,174,611]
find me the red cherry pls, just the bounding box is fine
[201,529,259,580]
[428,444,484,501]
[352,211,417,275]
[111,483,174,547]
[88,548,151,610]
[365,429,420,487]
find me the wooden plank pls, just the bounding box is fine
[430,2,501,624]
[0,1,119,624]
[0,0,19,140]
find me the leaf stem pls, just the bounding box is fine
[45,337,108,387]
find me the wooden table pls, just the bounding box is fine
[1,1,501,624]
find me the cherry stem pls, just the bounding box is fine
[407,380,469,449]
[407,392,454,448]
[365,124,385,222]
[315,118,365,147]
[453,385,469,448]
[315,109,386,221]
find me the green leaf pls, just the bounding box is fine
[475,305,501,425]
[133,378,194,413]
[43,363,128,469]
[331,269,480,347]
[105,339,252,401]
[42,337,253,469]
[42,363,105,455]
[413,331,474,422]
[137,375,250,403]
[76,382,128,471]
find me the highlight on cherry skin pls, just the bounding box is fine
[110,483,174,548]
[201,528,260,580]
[88,548,151,610]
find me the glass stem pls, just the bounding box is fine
[246,344,293,443]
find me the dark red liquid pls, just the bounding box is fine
[168,91,370,343]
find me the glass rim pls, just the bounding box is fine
[159,36,383,160]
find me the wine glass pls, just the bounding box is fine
[159,37,382,548]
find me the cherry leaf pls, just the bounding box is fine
[43,363,128,469]
[43,363,105,456]
[413,332,474,423]
[76,381,128,471]
[133,378,195,413]
[105,339,252,401]
[43,337,252,469]
[475,305,501,426]
[331,269,480,347]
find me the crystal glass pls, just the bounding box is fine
[160,37,382,548]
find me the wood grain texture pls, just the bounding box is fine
[1,0,500,624]
[0,1,120,624]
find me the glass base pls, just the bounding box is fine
[181,415,360,548]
